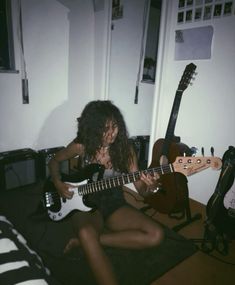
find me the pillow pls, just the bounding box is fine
[0,215,60,285]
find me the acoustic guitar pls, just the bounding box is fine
[145,63,197,214]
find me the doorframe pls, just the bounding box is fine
[102,0,169,164]
[148,0,169,163]
[103,0,112,100]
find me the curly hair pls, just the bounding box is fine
[75,100,133,172]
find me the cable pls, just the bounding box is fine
[190,237,235,265]
[198,246,235,266]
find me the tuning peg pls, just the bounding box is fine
[190,146,198,156]
[191,72,198,82]
[201,147,204,156]
[211,146,214,156]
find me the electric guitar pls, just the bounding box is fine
[224,183,235,213]
[43,156,222,221]
[205,146,235,241]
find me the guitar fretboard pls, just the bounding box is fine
[162,90,183,156]
[161,62,197,157]
[77,164,174,195]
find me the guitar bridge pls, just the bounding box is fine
[43,192,54,208]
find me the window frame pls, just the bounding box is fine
[0,0,17,73]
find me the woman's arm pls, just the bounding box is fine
[48,141,83,199]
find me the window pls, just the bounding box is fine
[0,0,16,72]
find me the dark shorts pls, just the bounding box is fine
[85,187,127,220]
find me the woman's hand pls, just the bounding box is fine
[54,180,75,199]
[140,171,162,196]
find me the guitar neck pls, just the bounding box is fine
[162,90,183,156]
[161,62,197,157]
[78,164,174,195]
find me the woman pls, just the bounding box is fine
[48,100,164,285]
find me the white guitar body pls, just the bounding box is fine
[223,183,235,210]
[46,181,92,221]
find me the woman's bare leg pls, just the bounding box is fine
[78,225,119,285]
[63,238,79,253]
[102,206,164,249]
[70,211,119,285]
[64,207,163,285]
[65,206,164,253]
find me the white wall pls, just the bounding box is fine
[0,0,95,152]
[108,0,156,137]
[150,0,235,204]
[0,0,153,150]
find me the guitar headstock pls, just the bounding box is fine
[173,156,222,177]
[178,62,197,91]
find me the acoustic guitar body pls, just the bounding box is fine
[144,138,192,214]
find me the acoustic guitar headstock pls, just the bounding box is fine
[178,62,197,91]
